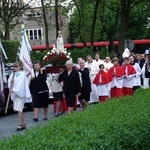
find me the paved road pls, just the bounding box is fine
[0,104,81,140]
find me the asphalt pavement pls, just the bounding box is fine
[0,104,79,140]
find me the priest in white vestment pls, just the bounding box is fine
[85,55,99,103]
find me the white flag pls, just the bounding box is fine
[19,30,34,84]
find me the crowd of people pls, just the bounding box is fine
[8,48,150,130]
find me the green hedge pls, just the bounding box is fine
[68,47,114,63]
[1,40,19,63]
[1,40,114,65]
[0,88,150,149]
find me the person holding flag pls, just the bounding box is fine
[8,61,32,130]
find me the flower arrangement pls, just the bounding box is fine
[43,45,72,66]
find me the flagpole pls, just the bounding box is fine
[5,71,15,114]
[16,22,26,62]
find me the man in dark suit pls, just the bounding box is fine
[78,59,91,109]
[58,60,81,113]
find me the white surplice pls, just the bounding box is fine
[105,62,114,72]
[85,60,99,103]
[132,63,142,86]
[96,74,109,96]
[110,67,123,89]
[122,66,136,88]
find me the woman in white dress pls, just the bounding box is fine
[8,62,32,130]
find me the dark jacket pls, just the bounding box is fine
[78,68,91,93]
[58,69,81,94]
[29,72,48,95]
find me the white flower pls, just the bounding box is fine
[70,58,72,61]
[66,55,70,59]
[43,55,47,60]
[51,50,55,53]
[63,51,67,54]
[68,52,71,56]
[47,52,50,55]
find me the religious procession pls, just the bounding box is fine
[0,24,149,133]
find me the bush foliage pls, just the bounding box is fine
[0,88,150,149]
[2,40,114,66]
[2,40,19,63]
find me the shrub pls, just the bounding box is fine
[30,51,47,67]
[68,47,94,63]
[68,47,114,63]
[2,40,19,63]
[0,88,150,150]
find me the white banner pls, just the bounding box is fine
[19,30,34,84]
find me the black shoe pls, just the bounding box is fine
[16,125,25,131]
[54,114,59,117]
[58,112,64,116]
[22,124,26,129]
[44,118,47,121]
[33,118,38,122]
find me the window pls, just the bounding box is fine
[23,12,42,18]
[26,29,43,40]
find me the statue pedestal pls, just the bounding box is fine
[45,66,66,73]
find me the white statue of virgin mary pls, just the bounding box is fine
[56,31,64,52]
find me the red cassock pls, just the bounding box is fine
[93,71,112,102]
[108,65,124,98]
[121,64,136,96]
[93,71,112,85]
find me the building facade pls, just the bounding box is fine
[8,7,69,46]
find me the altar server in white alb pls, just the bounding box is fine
[129,56,142,93]
[108,57,124,98]
[93,64,112,102]
[8,61,32,130]
[121,57,136,96]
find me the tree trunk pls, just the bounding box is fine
[118,0,129,55]
[4,23,10,40]
[90,0,100,51]
[108,34,115,52]
[41,0,49,50]
[55,0,59,39]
